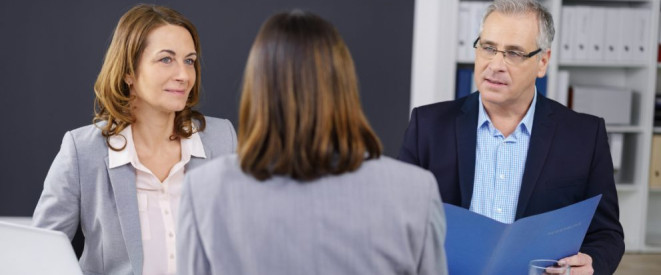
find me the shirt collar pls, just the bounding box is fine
[108,126,135,169]
[477,87,537,137]
[519,90,537,135]
[107,125,206,169]
[184,130,206,159]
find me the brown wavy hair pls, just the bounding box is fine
[93,4,205,150]
[238,10,382,181]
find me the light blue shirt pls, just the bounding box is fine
[469,91,537,224]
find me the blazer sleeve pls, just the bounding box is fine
[398,107,420,165]
[177,172,211,274]
[32,131,81,240]
[580,118,625,274]
[417,172,448,275]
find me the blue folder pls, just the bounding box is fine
[444,195,601,275]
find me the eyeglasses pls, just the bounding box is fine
[473,37,542,65]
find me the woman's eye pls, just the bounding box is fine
[184,58,195,65]
[160,57,172,64]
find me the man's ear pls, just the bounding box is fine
[537,49,551,78]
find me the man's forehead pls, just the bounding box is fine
[481,11,539,48]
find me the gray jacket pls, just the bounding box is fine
[33,117,236,275]
[177,154,448,275]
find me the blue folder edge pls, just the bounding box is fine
[444,194,601,275]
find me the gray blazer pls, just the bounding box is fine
[33,117,236,275]
[177,155,448,275]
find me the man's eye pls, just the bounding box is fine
[483,46,497,53]
[506,51,524,58]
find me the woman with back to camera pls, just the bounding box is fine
[177,10,447,275]
[32,4,236,275]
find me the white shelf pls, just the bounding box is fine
[650,186,661,193]
[559,60,648,68]
[643,245,661,253]
[616,184,638,192]
[653,127,661,134]
[606,126,645,133]
[645,233,661,247]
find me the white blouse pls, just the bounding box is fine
[108,125,205,275]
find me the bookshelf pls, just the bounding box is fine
[411,0,660,252]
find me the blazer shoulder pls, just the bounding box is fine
[64,124,107,155]
[187,154,243,191]
[200,116,234,136]
[363,156,438,188]
[412,94,473,124]
[414,98,464,116]
[357,157,441,218]
[202,116,232,128]
[196,153,238,173]
[198,116,237,157]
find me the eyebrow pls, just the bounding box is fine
[157,49,197,57]
[480,39,527,52]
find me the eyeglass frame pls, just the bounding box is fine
[472,37,542,64]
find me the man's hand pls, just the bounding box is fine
[559,252,594,275]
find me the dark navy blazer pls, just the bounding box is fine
[398,92,624,274]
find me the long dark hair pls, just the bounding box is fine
[238,10,382,181]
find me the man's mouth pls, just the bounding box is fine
[485,78,507,86]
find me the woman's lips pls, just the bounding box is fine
[165,89,186,95]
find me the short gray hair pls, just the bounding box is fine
[480,0,555,50]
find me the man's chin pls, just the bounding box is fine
[479,91,510,105]
[478,89,504,98]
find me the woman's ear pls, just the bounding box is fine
[125,75,134,86]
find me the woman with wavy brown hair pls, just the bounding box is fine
[177,10,447,275]
[32,4,236,275]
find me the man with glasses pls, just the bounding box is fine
[398,0,624,274]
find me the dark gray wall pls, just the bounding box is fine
[0,0,414,216]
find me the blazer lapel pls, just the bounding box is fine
[185,133,213,172]
[515,95,557,219]
[106,158,143,275]
[456,93,480,209]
